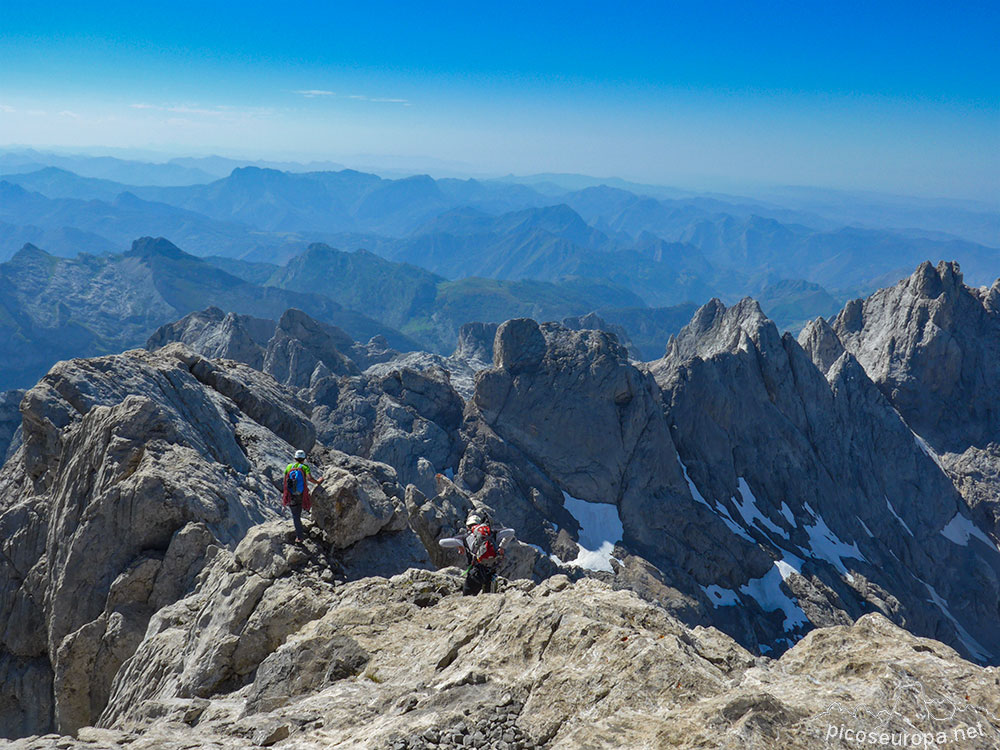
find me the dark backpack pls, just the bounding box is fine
[467,523,499,564]
[288,468,306,494]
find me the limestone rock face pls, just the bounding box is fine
[146,306,469,495]
[145,306,274,369]
[460,319,772,644]
[263,308,360,388]
[309,450,408,550]
[796,315,844,376]
[0,344,413,738]
[651,296,1000,663]
[8,568,1000,750]
[5,266,1000,749]
[0,388,24,461]
[560,311,636,358]
[366,323,496,401]
[311,367,465,497]
[405,478,557,584]
[492,318,547,374]
[353,333,399,369]
[830,261,1000,532]
[453,321,498,363]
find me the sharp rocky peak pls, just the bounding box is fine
[907,259,965,300]
[661,296,779,364]
[796,316,845,377]
[830,258,1000,534]
[125,236,189,260]
[9,243,53,263]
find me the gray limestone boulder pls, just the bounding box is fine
[492,317,547,374]
[309,452,409,550]
[311,367,464,496]
[243,628,369,715]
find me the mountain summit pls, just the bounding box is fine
[829,260,1000,533]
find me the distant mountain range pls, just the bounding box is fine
[0,149,219,186]
[2,166,994,294]
[0,237,697,389]
[0,238,415,390]
[0,158,996,386]
[211,242,654,354]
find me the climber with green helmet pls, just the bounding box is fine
[282,449,324,542]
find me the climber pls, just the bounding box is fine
[439,510,516,595]
[282,449,323,542]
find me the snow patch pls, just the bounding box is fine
[941,513,999,552]
[679,460,711,508]
[774,559,799,580]
[713,502,756,543]
[912,430,947,470]
[885,497,914,537]
[571,542,619,573]
[857,517,874,538]
[780,502,796,527]
[679,460,755,543]
[740,565,809,631]
[801,503,867,582]
[922,580,990,661]
[703,585,739,607]
[561,491,623,573]
[732,478,786,538]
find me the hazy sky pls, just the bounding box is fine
[1,0,997,200]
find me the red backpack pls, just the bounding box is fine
[467,523,499,564]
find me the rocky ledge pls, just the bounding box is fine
[5,528,1000,750]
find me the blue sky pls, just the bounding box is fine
[1,0,997,199]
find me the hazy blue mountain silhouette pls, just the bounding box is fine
[215,242,647,352]
[2,164,995,334]
[0,238,417,390]
[0,181,274,260]
[0,148,217,185]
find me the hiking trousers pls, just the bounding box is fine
[288,497,305,541]
[463,563,495,596]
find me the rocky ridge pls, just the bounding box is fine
[0,344,445,737]
[145,307,276,369]
[147,309,484,494]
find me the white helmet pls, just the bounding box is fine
[294,449,306,460]
[466,511,483,527]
